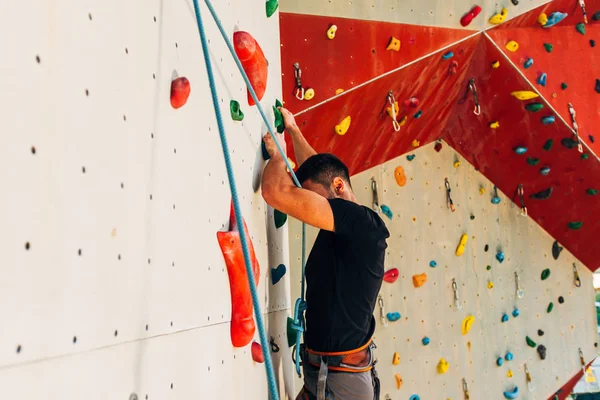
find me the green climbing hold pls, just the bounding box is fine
[266,0,279,18]
[527,157,540,166]
[543,139,553,151]
[568,221,583,230]
[547,302,554,313]
[541,268,551,280]
[286,317,295,347]
[582,153,589,160]
[587,189,598,195]
[561,83,568,90]
[530,187,553,200]
[273,99,284,133]
[526,336,537,348]
[230,100,244,121]
[544,43,553,53]
[525,103,544,112]
[576,23,586,35]
[274,209,287,228]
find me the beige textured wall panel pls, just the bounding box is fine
[289,141,597,399]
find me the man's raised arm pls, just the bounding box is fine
[279,107,316,167]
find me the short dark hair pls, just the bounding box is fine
[294,153,352,190]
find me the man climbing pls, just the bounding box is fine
[261,107,390,400]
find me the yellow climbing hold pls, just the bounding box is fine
[392,352,400,365]
[285,157,296,173]
[335,88,344,95]
[412,139,420,147]
[506,40,519,52]
[453,161,461,168]
[399,116,408,127]
[552,93,557,98]
[507,369,513,378]
[326,24,338,40]
[538,12,548,26]
[492,60,500,69]
[395,373,403,389]
[511,91,539,100]
[387,36,401,51]
[461,315,475,335]
[489,121,500,129]
[488,281,494,289]
[437,358,450,374]
[455,233,468,256]
[335,116,351,135]
[479,187,485,195]
[489,8,508,24]
[386,101,399,119]
[304,88,315,101]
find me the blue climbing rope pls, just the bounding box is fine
[192,0,308,397]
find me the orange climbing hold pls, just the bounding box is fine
[251,341,264,363]
[216,202,261,347]
[233,31,268,106]
[412,139,420,148]
[170,77,191,109]
[387,36,401,51]
[394,166,407,187]
[413,273,427,288]
[392,352,400,365]
[395,373,403,389]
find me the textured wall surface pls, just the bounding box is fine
[289,141,597,399]
[0,0,294,398]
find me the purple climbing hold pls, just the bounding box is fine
[537,344,547,360]
[590,135,595,143]
[538,73,547,87]
[596,79,600,94]
[561,138,579,149]
[591,40,596,48]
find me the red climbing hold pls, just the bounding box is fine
[233,31,268,106]
[435,142,443,152]
[170,77,191,109]
[251,341,265,363]
[461,5,482,27]
[404,97,420,109]
[384,268,399,283]
[216,202,261,347]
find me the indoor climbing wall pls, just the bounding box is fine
[0,0,295,399]
[289,141,598,399]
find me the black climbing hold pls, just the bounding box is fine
[261,141,270,160]
[591,40,596,48]
[274,209,287,228]
[543,139,553,151]
[561,83,568,90]
[596,79,600,94]
[470,215,475,220]
[511,0,518,4]
[595,342,598,348]
[561,138,579,149]
[558,296,565,304]
[527,157,540,166]
[541,268,551,280]
[530,187,553,200]
[537,344,547,360]
[590,135,595,143]
[486,265,491,271]
[485,244,489,252]
[552,241,563,260]
[587,189,598,195]
[538,329,544,336]
[594,10,600,21]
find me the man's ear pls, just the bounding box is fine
[333,177,345,193]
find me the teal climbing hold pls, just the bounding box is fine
[430,260,437,268]
[544,43,553,52]
[442,51,454,59]
[525,103,543,112]
[561,83,568,90]
[514,146,528,155]
[274,209,287,228]
[576,23,586,35]
[271,264,287,285]
[230,100,244,121]
[526,157,540,166]
[530,187,553,200]
[497,357,504,366]
[541,115,555,124]
[407,154,416,161]
[381,205,393,220]
[524,58,534,68]
[512,308,520,318]
[568,221,583,230]
[414,110,423,119]
[266,0,279,17]
[410,395,420,400]
[543,139,553,151]
[582,153,589,160]
[496,252,505,263]
[540,166,551,176]
[505,352,514,361]
[286,317,296,347]
[387,312,401,322]
[503,386,519,399]
[502,314,509,322]
[587,189,598,195]
[547,302,554,313]
[538,73,547,87]
[594,10,600,21]
[544,12,568,28]
[422,337,430,346]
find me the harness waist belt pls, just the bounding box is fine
[303,338,375,373]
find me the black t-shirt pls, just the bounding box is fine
[304,198,390,352]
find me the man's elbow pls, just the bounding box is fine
[261,183,277,207]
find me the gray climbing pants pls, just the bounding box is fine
[298,363,380,400]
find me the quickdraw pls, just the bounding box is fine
[574,263,582,287]
[515,184,527,216]
[378,295,388,328]
[386,91,401,131]
[459,78,481,115]
[445,178,456,212]
[568,103,584,153]
[293,62,305,100]
[515,271,524,299]
[525,363,535,392]
[371,177,380,213]
[580,348,587,375]
[580,0,589,24]
[463,378,470,400]
[453,278,462,309]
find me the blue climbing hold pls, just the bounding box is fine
[410,395,420,400]
[497,357,504,366]
[381,205,393,220]
[407,154,416,161]
[540,166,551,176]
[505,352,514,361]
[538,73,547,87]
[512,308,520,318]
[387,312,401,322]
[514,146,528,155]
[524,58,534,69]
[414,110,423,119]
[430,260,437,268]
[544,12,568,28]
[271,264,287,285]
[502,314,509,323]
[496,252,505,263]
[442,51,454,59]
[503,386,519,399]
[492,196,501,205]
[541,115,555,124]
[422,337,430,346]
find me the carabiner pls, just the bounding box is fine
[515,271,524,299]
[516,184,527,216]
[445,178,456,212]
[525,363,535,392]
[462,378,470,400]
[574,263,582,287]
[371,177,380,213]
[293,62,305,100]
[452,278,462,310]
[378,295,388,328]
[387,91,401,132]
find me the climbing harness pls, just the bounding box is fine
[452,278,462,309]
[514,184,527,216]
[462,378,470,400]
[378,294,388,328]
[386,91,401,131]
[573,263,582,287]
[580,0,589,24]
[568,103,584,153]
[372,177,380,213]
[294,62,305,100]
[445,178,456,212]
[515,271,524,299]
[458,79,481,115]
[524,363,535,392]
